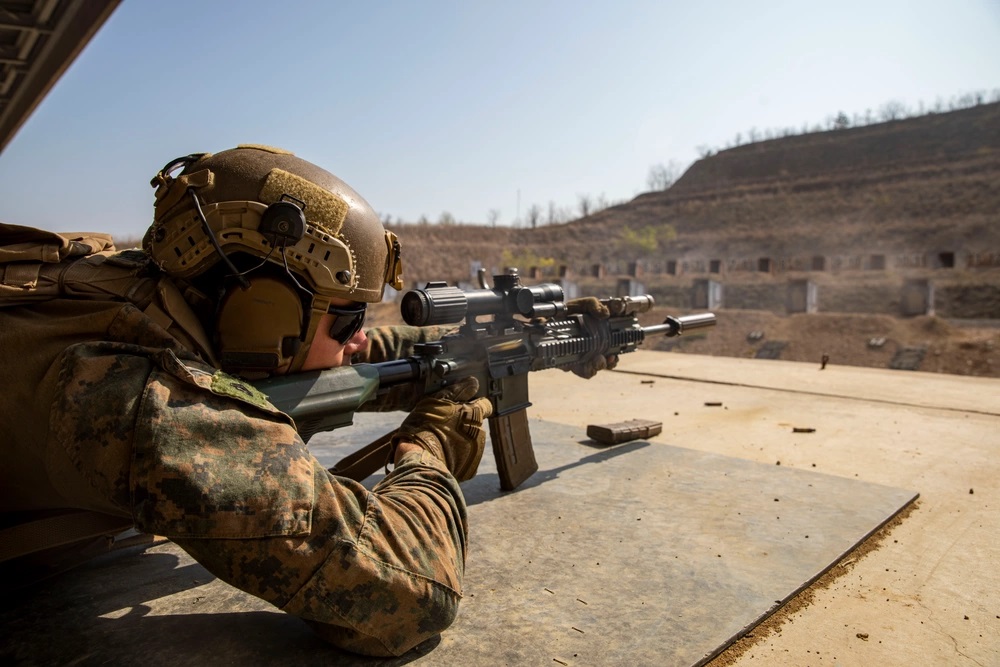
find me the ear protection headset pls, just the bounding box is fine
[215,274,306,372]
[209,196,315,374]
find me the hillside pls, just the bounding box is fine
[383,103,1000,377]
[392,103,1000,281]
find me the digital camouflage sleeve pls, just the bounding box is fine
[359,325,455,364]
[38,304,469,657]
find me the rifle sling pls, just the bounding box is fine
[329,431,395,481]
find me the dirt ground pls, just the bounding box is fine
[526,351,1000,666]
[647,309,1000,378]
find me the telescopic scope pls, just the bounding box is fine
[401,280,566,326]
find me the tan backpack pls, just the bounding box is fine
[0,221,216,362]
[0,223,210,581]
[0,222,154,305]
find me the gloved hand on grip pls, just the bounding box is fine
[564,297,620,379]
[392,376,494,482]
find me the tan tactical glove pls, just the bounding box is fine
[392,377,494,481]
[564,297,620,379]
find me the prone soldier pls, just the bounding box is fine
[0,145,497,656]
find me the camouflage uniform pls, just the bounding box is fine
[0,297,467,657]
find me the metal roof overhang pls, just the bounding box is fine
[0,0,120,154]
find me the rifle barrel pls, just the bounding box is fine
[642,312,717,337]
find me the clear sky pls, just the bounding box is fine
[1,0,998,238]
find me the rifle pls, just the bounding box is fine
[255,270,716,490]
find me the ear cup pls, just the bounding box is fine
[215,275,304,372]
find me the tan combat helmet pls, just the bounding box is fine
[145,144,404,376]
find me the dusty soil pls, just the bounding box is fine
[708,502,921,667]
[644,309,1000,378]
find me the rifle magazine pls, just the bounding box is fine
[489,410,538,491]
[586,419,663,445]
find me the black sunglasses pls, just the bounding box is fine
[327,303,367,344]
